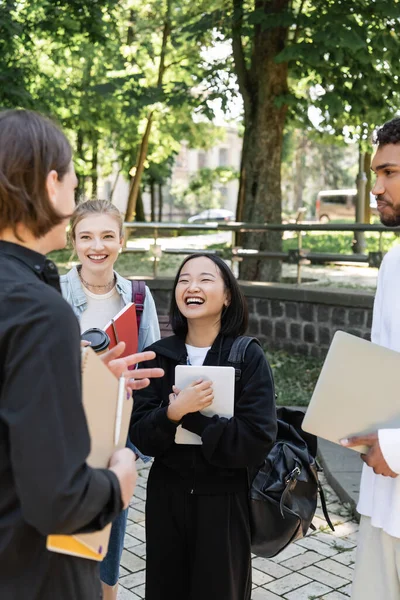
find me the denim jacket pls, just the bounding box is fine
[60,266,160,462]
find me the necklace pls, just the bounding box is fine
[79,269,115,292]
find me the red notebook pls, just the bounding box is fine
[104,302,138,358]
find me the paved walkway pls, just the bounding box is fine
[117,462,359,600]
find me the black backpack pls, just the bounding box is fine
[228,336,334,559]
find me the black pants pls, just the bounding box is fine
[145,464,252,600]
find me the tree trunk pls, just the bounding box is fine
[158,183,163,221]
[125,113,154,221]
[136,190,146,222]
[75,129,85,203]
[294,131,306,211]
[124,0,171,222]
[239,104,287,281]
[364,152,372,223]
[91,134,98,198]
[150,177,156,221]
[109,169,121,201]
[353,148,366,254]
[233,0,289,281]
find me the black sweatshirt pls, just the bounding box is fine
[0,241,122,600]
[130,334,277,493]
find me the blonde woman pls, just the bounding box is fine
[61,200,160,600]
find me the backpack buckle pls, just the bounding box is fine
[285,466,301,485]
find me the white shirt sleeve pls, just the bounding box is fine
[379,429,400,475]
[374,256,400,474]
[371,255,386,345]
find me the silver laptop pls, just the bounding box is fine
[174,365,235,445]
[302,331,400,453]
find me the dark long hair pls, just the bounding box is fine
[169,253,248,338]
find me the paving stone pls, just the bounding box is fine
[301,565,346,589]
[270,543,307,563]
[338,583,352,596]
[119,570,146,589]
[343,532,358,543]
[132,584,145,598]
[128,508,146,523]
[312,514,334,529]
[133,486,147,501]
[252,589,282,600]
[330,522,359,537]
[312,532,356,550]
[332,550,356,566]
[132,500,146,513]
[321,592,351,599]
[129,542,146,558]
[284,581,332,599]
[119,566,129,578]
[117,587,141,600]
[263,573,312,595]
[125,523,146,542]
[251,568,274,586]
[252,557,292,579]
[315,558,353,581]
[120,550,146,573]
[124,533,144,549]
[295,537,339,557]
[326,502,348,513]
[315,508,353,524]
[281,550,324,571]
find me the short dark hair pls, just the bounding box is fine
[0,109,72,239]
[169,253,248,338]
[373,117,400,147]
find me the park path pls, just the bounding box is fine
[117,463,358,600]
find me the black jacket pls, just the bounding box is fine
[0,241,121,600]
[130,334,277,493]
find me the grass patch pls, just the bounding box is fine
[265,349,323,407]
[283,230,400,254]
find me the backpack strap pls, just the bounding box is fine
[131,280,146,330]
[228,336,261,381]
[318,480,335,531]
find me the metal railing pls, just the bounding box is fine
[122,221,400,282]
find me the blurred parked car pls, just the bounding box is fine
[315,189,378,222]
[187,209,235,223]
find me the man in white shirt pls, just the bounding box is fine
[341,117,400,600]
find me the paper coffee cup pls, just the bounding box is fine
[81,328,110,355]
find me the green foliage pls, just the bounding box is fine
[2,0,221,203]
[283,231,400,254]
[3,0,400,235]
[265,349,323,407]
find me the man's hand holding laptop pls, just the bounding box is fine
[341,433,398,478]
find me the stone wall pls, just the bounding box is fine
[145,279,374,359]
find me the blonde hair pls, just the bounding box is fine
[70,200,124,240]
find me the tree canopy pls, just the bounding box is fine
[2,0,400,280]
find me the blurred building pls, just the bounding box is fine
[97,125,242,220]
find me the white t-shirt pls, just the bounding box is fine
[185,344,211,366]
[80,286,124,332]
[357,245,400,538]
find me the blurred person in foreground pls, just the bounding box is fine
[0,109,163,600]
[341,117,400,600]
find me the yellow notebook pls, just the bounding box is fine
[47,347,133,561]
